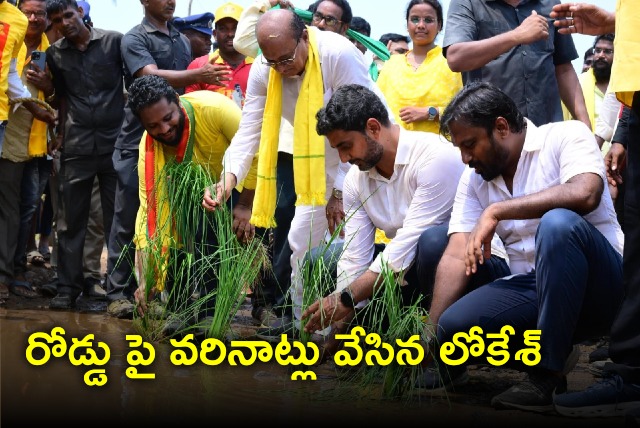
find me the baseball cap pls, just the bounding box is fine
[77,1,91,23]
[214,2,243,24]
[173,12,215,36]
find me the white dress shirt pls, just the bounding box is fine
[336,129,465,291]
[222,27,389,192]
[449,119,624,275]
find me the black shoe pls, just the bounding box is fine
[83,279,106,299]
[255,314,295,342]
[50,293,77,310]
[415,364,469,393]
[491,370,566,413]
[554,374,640,418]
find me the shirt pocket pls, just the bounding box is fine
[91,61,123,91]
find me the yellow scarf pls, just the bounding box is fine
[563,69,596,129]
[250,27,325,228]
[16,34,49,157]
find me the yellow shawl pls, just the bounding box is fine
[16,34,49,157]
[250,27,325,228]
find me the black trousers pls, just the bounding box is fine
[105,148,140,302]
[607,92,640,383]
[56,152,116,297]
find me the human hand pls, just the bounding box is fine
[325,194,345,237]
[25,64,54,94]
[465,208,498,275]
[25,101,57,125]
[202,55,232,85]
[302,293,353,333]
[269,0,294,9]
[550,3,616,36]
[232,203,255,243]
[134,285,156,318]
[513,10,549,45]
[202,173,236,211]
[399,106,428,124]
[604,142,626,187]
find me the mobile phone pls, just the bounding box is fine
[30,50,47,71]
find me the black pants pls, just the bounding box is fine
[252,152,295,315]
[607,94,640,383]
[105,148,140,302]
[56,152,116,297]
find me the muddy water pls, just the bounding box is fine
[0,309,621,427]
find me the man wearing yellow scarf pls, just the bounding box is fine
[0,0,54,300]
[203,8,391,334]
[128,75,254,323]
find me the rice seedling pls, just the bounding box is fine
[133,159,268,342]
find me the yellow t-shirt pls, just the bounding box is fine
[377,45,462,134]
[0,2,29,120]
[135,90,251,249]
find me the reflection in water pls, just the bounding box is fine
[0,309,522,425]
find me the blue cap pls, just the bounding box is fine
[77,1,91,20]
[172,12,215,36]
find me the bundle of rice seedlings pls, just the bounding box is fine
[134,159,267,342]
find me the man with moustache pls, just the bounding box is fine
[564,34,617,149]
[127,75,254,330]
[185,3,253,103]
[421,81,624,413]
[105,0,231,319]
[45,0,124,309]
[301,84,466,338]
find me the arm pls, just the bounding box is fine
[465,172,603,274]
[446,10,550,72]
[428,232,471,328]
[556,62,591,129]
[135,59,230,89]
[550,3,615,35]
[234,0,294,58]
[595,92,622,144]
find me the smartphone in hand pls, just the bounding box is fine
[30,50,47,72]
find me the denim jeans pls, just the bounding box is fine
[438,208,624,373]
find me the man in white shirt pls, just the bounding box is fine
[301,84,472,337]
[203,9,389,332]
[426,81,624,413]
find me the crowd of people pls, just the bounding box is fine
[0,0,638,421]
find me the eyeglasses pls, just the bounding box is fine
[22,10,47,19]
[261,40,300,68]
[592,47,614,55]
[312,12,342,28]
[409,16,437,25]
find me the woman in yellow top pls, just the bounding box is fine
[377,0,462,134]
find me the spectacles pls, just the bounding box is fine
[261,40,300,68]
[22,10,47,19]
[592,47,614,55]
[409,16,437,25]
[312,12,342,28]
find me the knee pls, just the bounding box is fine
[416,224,449,266]
[537,208,581,238]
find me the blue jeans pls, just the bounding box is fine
[438,208,624,373]
[14,157,52,274]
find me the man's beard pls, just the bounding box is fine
[350,134,384,171]
[156,111,185,147]
[592,60,612,82]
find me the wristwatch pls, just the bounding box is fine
[340,288,355,308]
[332,188,343,200]
[427,106,438,121]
